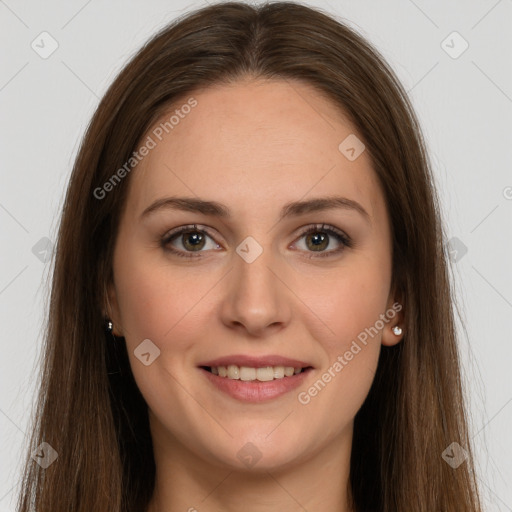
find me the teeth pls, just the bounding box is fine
[256,367,274,381]
[227,364,240,379]
[273,366,284,379]
[284,367,294,377]
[240,367,256,381]
[210,365,304,381]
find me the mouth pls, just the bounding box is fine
[197,355,314,402]
[200,364,313,381]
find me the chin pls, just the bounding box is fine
[203,433,311,473]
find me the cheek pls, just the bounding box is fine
[115,262,170,340]
[296,275,385,438]
[113,247,217,356]
[301,344,380,444]
[313,261,391,350]
[113,253,208,405]
[298,261,389,412]
[112,243,175,341]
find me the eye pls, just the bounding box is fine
[161,224,221,258]
[161,223,353,259]
[292,223,353,258]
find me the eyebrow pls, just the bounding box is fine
[140,195,371,224]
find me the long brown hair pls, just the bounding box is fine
[16,2,483,511]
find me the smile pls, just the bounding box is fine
[199,366,313,402]
[203,364,306,381]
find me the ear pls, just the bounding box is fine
[381,287,405,347]
[103,278,124,337]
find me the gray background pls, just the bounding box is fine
[1,0,511,510]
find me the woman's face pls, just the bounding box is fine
[107,78,402,471]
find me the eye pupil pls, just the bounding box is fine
[183,231,205,251]
[307,232,328,251]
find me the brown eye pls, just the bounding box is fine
[304,231,329,251]
[180,230,206,251]
[161,223,352,260]
[161,225,220,258]
[293,224,352,258]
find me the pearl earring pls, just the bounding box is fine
[106,319,114,332]
[392,325,402,336]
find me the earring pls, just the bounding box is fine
[106,319,114,333]
[392,325,402,336]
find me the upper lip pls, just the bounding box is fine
[198,354,313,368]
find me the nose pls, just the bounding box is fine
[219,246,292,337]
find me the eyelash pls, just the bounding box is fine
[160,223,353,259]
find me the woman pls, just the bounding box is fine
[16,2,483,511]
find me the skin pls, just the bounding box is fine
[106,77,404,512]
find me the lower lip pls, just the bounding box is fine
[200,367,312,402]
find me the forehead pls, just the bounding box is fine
[125,78,386,224]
